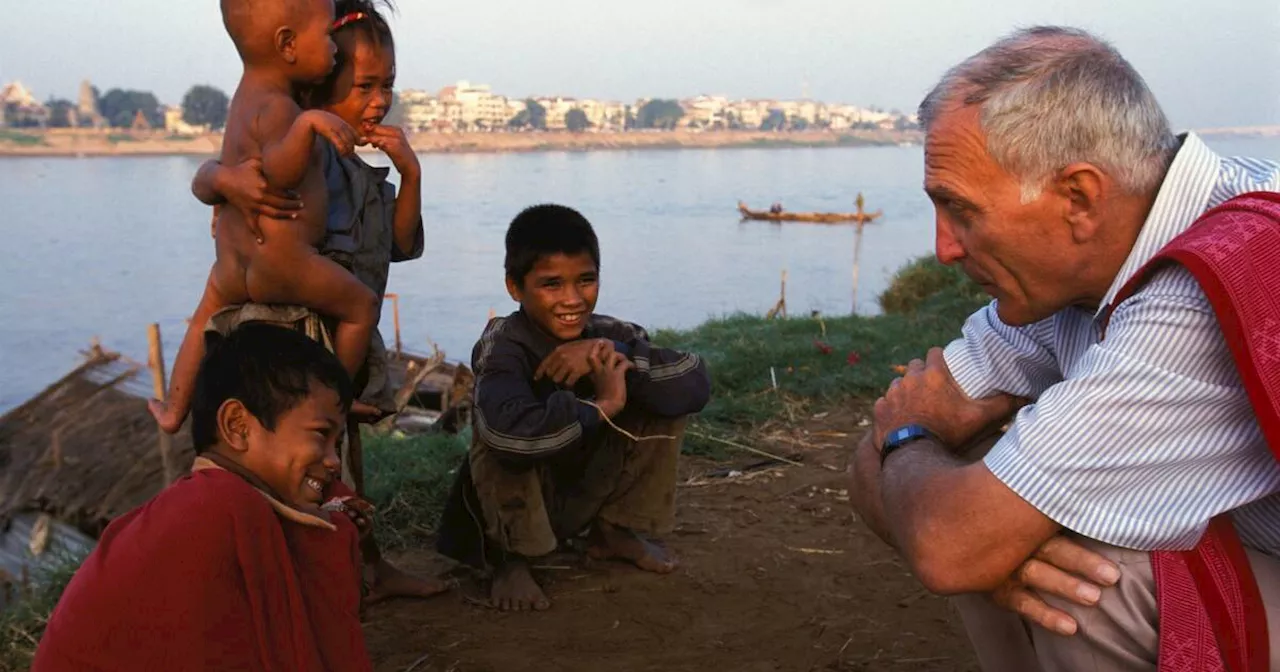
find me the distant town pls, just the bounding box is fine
[0,78,919,136]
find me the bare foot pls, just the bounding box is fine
[363,559,450,605]
[587,520,679,574]
[490,558,551,612]
[148,399,183,435]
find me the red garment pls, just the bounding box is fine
[1110,191,1280,672]
[32,468,371,672]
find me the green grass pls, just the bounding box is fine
[105,133,137,144]
[0,129,47,147]
[0,550,86,671]
[653,256,987,453]
[361,429,470,551]
[878,255,987,315]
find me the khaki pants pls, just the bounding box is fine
[954,534,1280,671]
[471,409,686,558]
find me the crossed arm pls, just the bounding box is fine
[854,278,1265,634]
[848,348,1116,635]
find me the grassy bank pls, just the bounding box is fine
[0,128,921,158]
[656,256,986,452]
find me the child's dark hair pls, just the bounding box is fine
[504,204,602,286]
[311,0,396,104]
[190,324,353,454]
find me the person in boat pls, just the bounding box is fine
[435,204,711,611]
[770,201,783,214]
[34,325,373,671]
[847,26,1280,670]
[188,0,444,604]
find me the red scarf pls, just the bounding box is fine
[1109,191,1280,672]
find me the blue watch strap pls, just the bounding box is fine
[880,423,934,466]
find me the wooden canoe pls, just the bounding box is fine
[737,201,882,224]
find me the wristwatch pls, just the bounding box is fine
[880,424,935,466]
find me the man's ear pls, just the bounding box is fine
[505,275,522,303]
[275,26,297,64]
[218,399,253,453]
[1052,162,1107,245]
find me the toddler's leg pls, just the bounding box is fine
[149,269,232,434]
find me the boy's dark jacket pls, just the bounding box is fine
[437,309,710,567]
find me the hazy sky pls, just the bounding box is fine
[3,0,1277,129]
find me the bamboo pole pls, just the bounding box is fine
[147,324,176,486]
[851,220,865,315]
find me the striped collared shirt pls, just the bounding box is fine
[943,133,1280,554]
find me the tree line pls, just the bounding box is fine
[13,85,230,130]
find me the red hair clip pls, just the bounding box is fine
[333,12,368,30]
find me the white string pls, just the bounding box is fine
[577,399,677,442]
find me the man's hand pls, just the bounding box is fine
[214,158,304,242]
[992,535,1121,636]
[874,347,1025,450]
[536,338,612,387]
[589,348,634,419]
[366,125,421,179]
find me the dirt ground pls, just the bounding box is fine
[360,407,980,672]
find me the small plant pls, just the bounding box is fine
[361,429,470,550]
[0,550,87,671]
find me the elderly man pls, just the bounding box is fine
[849,26,1280,671]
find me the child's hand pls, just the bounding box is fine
[536,338,612,387]
[366,125,420,178]
[589,348,634,419]
[323,496,376,540]
[304,110,360,156]
[218,157,303,222]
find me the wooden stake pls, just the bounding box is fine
[147,324,176,486]
[780,269,788,318]
[147,323,167,400]
[766,269,788,320]
[851,221,865,315]
[386,293,402,356]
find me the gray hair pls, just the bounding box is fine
[919,26,1177,201]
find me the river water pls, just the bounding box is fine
[1,136,1276,412]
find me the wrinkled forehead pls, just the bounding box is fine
[924,106,989,168]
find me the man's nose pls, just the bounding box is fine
[935,214,965,265]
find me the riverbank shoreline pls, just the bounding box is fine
[0,128,921,158]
